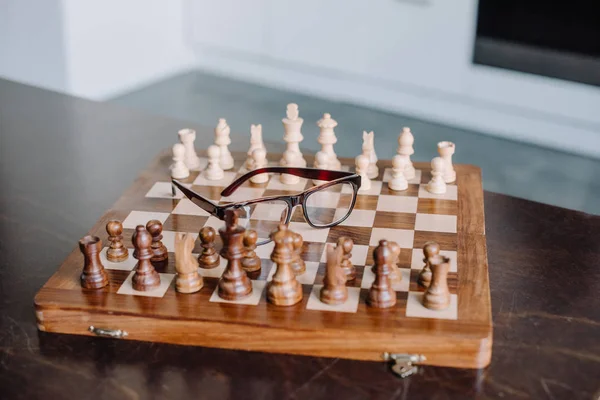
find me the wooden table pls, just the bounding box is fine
[1,79,599,399]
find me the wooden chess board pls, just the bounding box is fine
[35,150,491,369]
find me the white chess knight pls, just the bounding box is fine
[281,103,307,167]
[204,145,224,181]
[280,151,300,185]
[312,151,329,186]
[355,154,371,192]
[214,118,234,170]
[437,141,456,183]
[178,128,202,170]
[170,143,190,179]
[245,124,265,170]
[316,113,342,170]
[389,155,408,191]
[362,131,378,179]
[397,127,416,180]
[250,148,269,184]
[427,157,447,194]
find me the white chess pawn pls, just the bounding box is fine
[171,143,190,179]
[204,145,224,181]
[427,157,447,194]
[250,148,269,184]
[312,151,329,186]
[355,154,371,192]
[245,124,265,170]
[397,127,416,180]
[215,118,234,170]
[437,141,456,183]
[178,128,201,170]
[362,131,378,179]
[280,151,300,185]
[389,155,408,191]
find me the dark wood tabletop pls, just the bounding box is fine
[1,78,599,400]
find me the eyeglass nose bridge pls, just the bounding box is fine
[289,195,303,208]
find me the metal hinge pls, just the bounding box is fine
[382,353,426,378]
[88,325,128,339]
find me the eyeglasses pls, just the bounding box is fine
[172,166,362,245]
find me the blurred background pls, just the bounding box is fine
[1,0,599,214]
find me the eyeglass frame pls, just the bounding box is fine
[172,166,362,235]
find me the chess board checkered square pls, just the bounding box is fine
[373,211,416,230]
[369,228,414,248]
[208,280,266,305]
[327,226,373,246]
[379,183,420,197]
[289,222,330,243]
[100,247,136,271]
[376,195,418,213]
[172,198,210,216]
[193,171,237,187]
[122,211,170,229]
[361,267,411,292]
[415,214,457,234]
[306,285,361,313]
[188,185,223,200]
[416,198,458,215]
[334,209,376,227]
[117,271,175,297]
[163,214,208,234]
[410,248,458,273]
[382,168,422,184]
[418,184,458,201]
[145,182,184,199]
[414,231,457,251]
[405,292,458,320]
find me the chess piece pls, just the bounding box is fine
[218,210,253,300]
[355,154,371,192]
[427,157,447,194]
[397,127,415,180]
[337,236,355,281]
[267,224,303,306]
[79,235,108,289]
[362,131,378,179]
[131,226,161,291]
[437,141,456,183]
[280,151,300,185]
[204,145,224,181]
[146,219,168,264]
[170,143,190,179]
[174,233,203,293]
[241,229,261,272]
[215,118,234,170]
[245,124,265,170]
[419,241,440,288]
[250,148,269,184]
[290,231,305,275]
[387,241,402,285]
[106,220,128,262]
[367,240,396,308]
[320,244,348,305]
[316,113,341,170]
[423,255,451,310]
[198,226,220,268]
[389,155,408,191]
[312,151,329,186]
[281,103,307,167]
[178,128,202,170]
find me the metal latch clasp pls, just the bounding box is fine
[382,353,426,378]
[88,325,128,339]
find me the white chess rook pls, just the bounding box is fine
[427,157,447,194]
[250,148,269,184]
[204,145,224,181]
[355,154,371,192]
[215,118,234,170]
[389,155,408,191]
[171,143,190,179]
[397,127,416,180]
[362,131,378,179]
[317,113,341,170]
[281,103,307,167]
[178,128,202,170]
[437,141,456,183]
[245,124,265,170]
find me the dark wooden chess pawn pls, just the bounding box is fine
[198,226,220,268]
[218,210,253,300]
[131,225,161,291]
[320,244,347,305]
[79,235,109,289]
[419,241,440,288]
[146,219,168,265]
[290,231,305,275]
[267,224,303,306]
[387,240,402,285]
[174,232,203,293]
[337,236,355,281]
[241,229,261,272]
[367,240,396,309]
[423,254,451,310]
[106,220,128,262]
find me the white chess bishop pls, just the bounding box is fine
[427,157,447,194]
[214,118,234,170]
[355,154,371,192]
[316,113,341,170]
[437,141,456,183]
[245,124,265,170]
[312,151,329,186]
[204,145,224,181]
[389,155,408,191]
[170,143,190,179]
[250,148,269,184]
[178,128,202,170]
[362,131,378,179]
[281,103,307,167]
[397,127,416,180]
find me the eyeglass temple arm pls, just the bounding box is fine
[221,167,355,196]
[172,179,220,216]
